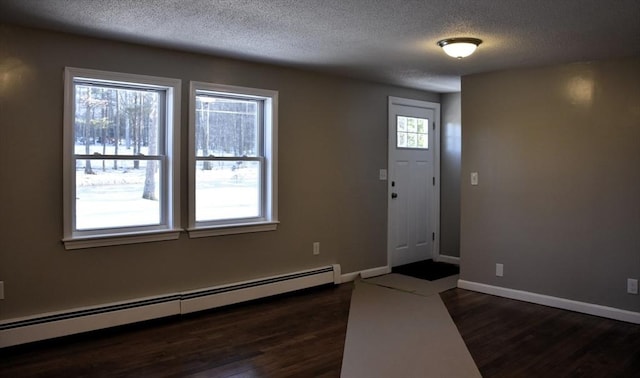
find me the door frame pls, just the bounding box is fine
[387,96,441,268]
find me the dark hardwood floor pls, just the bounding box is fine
[440,288,640,378]
[2,283,639,377]
[0,283,353,378]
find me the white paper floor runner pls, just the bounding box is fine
[340,275,481,378]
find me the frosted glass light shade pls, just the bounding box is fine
[437,38,482,59]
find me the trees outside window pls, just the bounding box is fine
[188,82,278,238]
[63,68,181,249]
[63,69,277,247]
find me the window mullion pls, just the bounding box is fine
[195,156,263,162]
[74,155,164,160]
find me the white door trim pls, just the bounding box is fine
[387,96,441,267]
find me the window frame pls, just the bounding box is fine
[187,81,278,238]
[62,67,182,249]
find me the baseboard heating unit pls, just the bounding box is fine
[0,264,341,348]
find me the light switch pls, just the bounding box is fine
[471,172,479,186]
[628,279,638,295]
[379,169,387,181]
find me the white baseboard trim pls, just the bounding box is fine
[180,266,337,314]
[0,265,340,348]
[0,296,181,348]
[341,265,391,282]
[436,255,460,265]
[458,280,640,324]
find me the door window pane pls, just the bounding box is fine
[397,115,429,149]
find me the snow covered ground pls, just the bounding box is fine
[74,144,259,230]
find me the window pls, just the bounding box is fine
[397,115,429,149]
[188,82,278,237]
[63,68,181,249]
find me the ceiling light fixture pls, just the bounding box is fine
[437,38,483,59]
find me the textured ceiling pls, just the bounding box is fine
[1,0,639,92]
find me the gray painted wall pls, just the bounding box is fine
[0,24,440,320]
[460,57,640,312]
[440,93,461,258]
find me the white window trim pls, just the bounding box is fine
[62,67,182,249]
[187,81,278,238]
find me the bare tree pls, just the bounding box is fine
[198,100,212,170]
[142,95,158,200]
[81,88,95,175]
[113,89,120,170]
[78,86,107,174]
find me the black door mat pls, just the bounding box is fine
[392,259,459,281]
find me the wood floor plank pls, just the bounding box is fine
[3,282,639,377]
[0,283,352,378]
[440,288,640,378]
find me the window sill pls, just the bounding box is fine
[63,229,182,250]
[187,221,279,238]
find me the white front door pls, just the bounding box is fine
[388,97,440,267]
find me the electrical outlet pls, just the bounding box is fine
[0,281,4,300]
[313,242,320,255]
[627,279,638,295]
[496,263,504,277]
